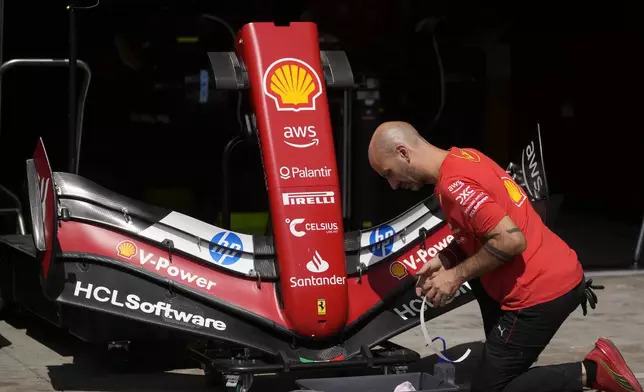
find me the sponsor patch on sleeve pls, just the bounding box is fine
[443,179,493,222]
[501,176,527,207]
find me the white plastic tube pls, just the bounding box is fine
[419,294,471,363]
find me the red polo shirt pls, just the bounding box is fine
[437,147,583,310]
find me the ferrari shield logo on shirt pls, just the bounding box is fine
[451,148,481,162]
[263,58,323,112]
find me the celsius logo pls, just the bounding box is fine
[368,225,396,257]
[209,231,243,266]
[283,126,319,149]
[279,165,332,180]
[306,250,329,273]
[287,218,306,237]
[286,218,339,237]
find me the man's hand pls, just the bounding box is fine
[414,256,443,297]
[423,268,464,307]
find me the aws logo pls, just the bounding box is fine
[263,58,323,112]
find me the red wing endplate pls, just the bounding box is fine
[26,138,62,299]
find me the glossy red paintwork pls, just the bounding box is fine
[56,217,459,335]
[236,22,347,338]
[345,224,461,324]
[57,221,290,329]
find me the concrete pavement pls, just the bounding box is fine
[0,274,643,391]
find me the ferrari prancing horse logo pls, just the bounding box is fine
[317,299,326,316]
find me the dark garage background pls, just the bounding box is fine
[0,0,641,269]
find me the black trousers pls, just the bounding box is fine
[469,277,585,392]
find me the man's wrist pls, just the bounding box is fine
[451,263,468,285]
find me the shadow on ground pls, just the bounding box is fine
[0,332,10,349]
[2,306,488,391]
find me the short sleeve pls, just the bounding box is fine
[441,177,506,236]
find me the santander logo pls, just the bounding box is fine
[306,250,329,273]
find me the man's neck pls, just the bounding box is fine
[423,148,449,185]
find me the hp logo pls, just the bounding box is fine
[368,225,396,257]
[209,231,243,266]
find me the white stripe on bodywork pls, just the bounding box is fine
[359,203,431,248]
[138,211,257,275]
[156,211,255,253]
[359,212,444,268]
[135,204,444,275]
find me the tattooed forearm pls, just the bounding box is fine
[485,227,519,240]
[483,242,514,262]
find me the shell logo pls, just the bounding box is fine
[502,177,527,207]
[451,148,480,162]
[116,240,138,259]
[390,261,409,280]
[263,58,323,112]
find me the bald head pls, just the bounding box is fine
[367,121,446,190]
[369,121,424,159]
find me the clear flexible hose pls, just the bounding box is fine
[419,294,471,363]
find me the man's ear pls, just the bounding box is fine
[396,145,410,163]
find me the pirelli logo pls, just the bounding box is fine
[282,191,335,206]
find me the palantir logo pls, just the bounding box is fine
[263,58,323,112]
[209,231,243,266]
[280,166,291,179]
[306,250,329,273]
[368,225,396,257]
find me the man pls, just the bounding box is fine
[367,121,642,392]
